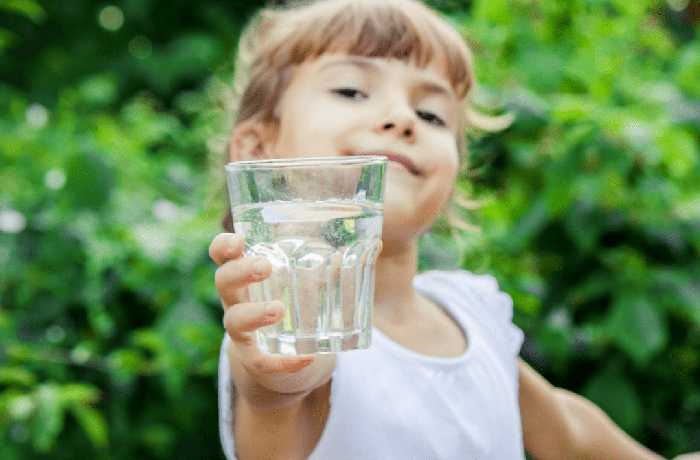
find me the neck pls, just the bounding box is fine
[373,239,421,324]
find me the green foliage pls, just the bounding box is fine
[1,0,699,458]
[1,1,257,458]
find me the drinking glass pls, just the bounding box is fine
[225,156,387,355]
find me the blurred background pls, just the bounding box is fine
[1,0,699,458]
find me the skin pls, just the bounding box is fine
[210,53,699,460]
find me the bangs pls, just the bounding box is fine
[260,0,473,98]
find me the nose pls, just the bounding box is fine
[375,108,416,144]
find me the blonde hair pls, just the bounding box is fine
[217,0,512,233]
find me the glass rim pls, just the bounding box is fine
[225,155,387,172]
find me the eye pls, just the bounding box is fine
[416,110,446,127]
[331,88,368,101]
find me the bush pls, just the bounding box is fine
[1,0,698,458]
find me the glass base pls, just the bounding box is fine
[257,328,371,355]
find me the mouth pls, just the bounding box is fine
[362,151,421,176]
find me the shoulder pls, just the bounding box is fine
[416,268,503,291]
[416,269,524,356]
[416,269,514,320]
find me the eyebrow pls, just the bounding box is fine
[319,57,455,98]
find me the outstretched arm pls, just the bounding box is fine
[519,359,665,460]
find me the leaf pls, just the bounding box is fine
[78,75,118,107]
[652,268,700,328]
[0,0,46,23]
[0,28,15,52]
[59,384,100,405]
[64,152,114,210]
[139,34,223,94]
[584,366,643,435]
[71,405,108,448]
[605,293,667,366]
[676,44,700,99]
[140,423,175,454]
[0,366,36,386]
[6,393,35,420]
[562,203,602,253]
[656,127,697,179]
[107,349,148,376]
[131,329,166,354]
[505,196,548,252]
[567,272,613,306]
[472,0,512,25]
[32,384,64,452]
[551,95,596,123]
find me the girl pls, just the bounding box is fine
[209,0,699,458]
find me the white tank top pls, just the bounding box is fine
[219,270,525,459]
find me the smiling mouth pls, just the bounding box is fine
[363,151,421,176]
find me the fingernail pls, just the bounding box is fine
[284,356,313,372]
[264,302,280,316]
[228,235,240,255]
[253,259,268,276]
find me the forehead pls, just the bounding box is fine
[267,0,473,99]
[298,54,457,98]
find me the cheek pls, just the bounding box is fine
[417,139,460,209]
[274,93,352,157]
[428,136,460,176]
[381,147,459,235]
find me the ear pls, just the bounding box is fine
[228,119,276,162]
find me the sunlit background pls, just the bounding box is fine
[1,1,699,458]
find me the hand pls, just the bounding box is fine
[210,233,316,377]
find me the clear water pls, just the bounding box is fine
[233,200,383,355]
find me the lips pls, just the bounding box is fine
[362,151,421,176]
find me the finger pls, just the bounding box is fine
[223,302,315,374]
[243,353,315,375]
[223,301,284,343]
[209,233,245,266]
[215,256,272,306]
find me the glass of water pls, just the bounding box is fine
[225,156,387,355]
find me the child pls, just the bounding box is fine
[209,1,700,458]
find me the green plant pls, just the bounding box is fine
[1,0,698,458]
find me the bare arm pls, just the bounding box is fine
[519,359,664,460]
[225,340,334,460]
[234,376,332,460]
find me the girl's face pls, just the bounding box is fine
[259,54,461,251]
